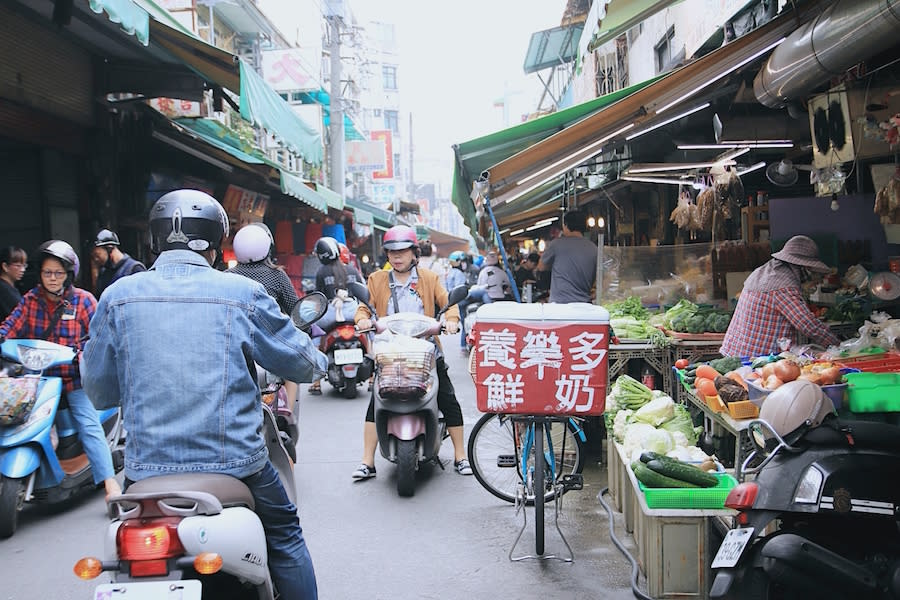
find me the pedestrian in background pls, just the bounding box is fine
[537,210,597,303]
[91,229,146,297]
[0,245,27,321]
[476,251,513,301]
[514,252,540,296]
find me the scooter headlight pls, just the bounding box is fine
[793,465,824,504]
[386,319,431,338]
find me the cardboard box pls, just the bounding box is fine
[471,302,609,415]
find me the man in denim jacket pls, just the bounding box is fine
[81,189,327,600]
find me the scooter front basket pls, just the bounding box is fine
[0,376,39,426]
[375,351,435,399]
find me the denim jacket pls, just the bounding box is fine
[81,250,328,481]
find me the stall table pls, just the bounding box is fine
[608,342,673,398]
[680,384,753,472]
[671,339,724,406]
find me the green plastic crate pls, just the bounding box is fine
[637,472,737,509]
[844,372,900,413]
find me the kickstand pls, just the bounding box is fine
[508,484,574,563]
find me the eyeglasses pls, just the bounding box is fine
[41,270,67,279]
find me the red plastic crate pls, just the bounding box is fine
[837,351,900,373]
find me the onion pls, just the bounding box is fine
[772,360,801,383]
[818,366,842,386]
[764,374,784,390]
[760,363,776,379]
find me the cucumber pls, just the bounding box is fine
[631,461,699,488]
[645,459,719,488]
[639,450,666,464]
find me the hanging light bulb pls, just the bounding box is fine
[598,217,605,228]
[538,239,546,252]
[830,193,839,212]
[587,216,597,228]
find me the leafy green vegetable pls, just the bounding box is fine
[604,296,650,320]
[708,356,743,374]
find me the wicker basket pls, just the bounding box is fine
[375,351,436,398]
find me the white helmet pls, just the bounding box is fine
[233,224,272,264]
[759,379,834,445]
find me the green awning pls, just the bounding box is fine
[173,117,327,214]
[352,208,374,226]
[524,24,583,74]
[450,77,660,237]
[280,172,328,213]
[313,183,344,211]
[297,88,366,141]
[345,198,396,229]
[586,0,683,53]
[240,62,324,165]
[89,0,150,45]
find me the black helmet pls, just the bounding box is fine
[314,237,340,264]
[94,229,120,248]
[149,189,229,254]
[38,240,80,278]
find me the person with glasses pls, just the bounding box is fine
[0,245,27,321]
[0,240,121,499]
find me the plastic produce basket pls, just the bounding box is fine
[725,400,759,419]
[638,472,737,509]
[844,372,900,412]
[837,352,900,373]
[746,379,771,408]
[705,394,726,413]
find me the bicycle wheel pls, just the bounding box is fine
[533,420,545,556]
[468,413,585,504]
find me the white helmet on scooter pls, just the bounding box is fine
[759,379,834,446]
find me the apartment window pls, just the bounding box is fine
[373,108,382,117]
[382,65,398,90]
[655,27,675,73]
[279,93,289,102]
[291,91,304,103]
[384,110,399,133]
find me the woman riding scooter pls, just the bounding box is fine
[0,240,120,498]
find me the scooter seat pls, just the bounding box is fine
[127,473,255,510]
[805,418,900,453]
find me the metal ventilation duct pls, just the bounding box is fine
[753,0,900,108]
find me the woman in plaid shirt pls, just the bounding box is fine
[721,235,840,358]
[0,240,120,498]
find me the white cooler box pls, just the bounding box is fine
[469,302,609,415]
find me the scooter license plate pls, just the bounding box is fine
[94,580,202,599]
[711,527,754,569]
[334,348,363,365]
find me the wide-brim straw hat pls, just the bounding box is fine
[771,235,830,273]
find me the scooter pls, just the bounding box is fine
[709,416,900,599]
[318,293,373,399]
[0,338,123,538]
[350,281,468,497]
[73,292,329,600]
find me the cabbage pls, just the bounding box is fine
[631,396,675,427]
[622,423,673,458]
[659,404,701,446]
[612,409,633,443]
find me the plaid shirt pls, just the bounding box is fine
[720,261,839,357]
[0,286,96,392]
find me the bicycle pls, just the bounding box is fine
[467,412,587,559]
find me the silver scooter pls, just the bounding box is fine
[349,281,468,497]
[73,292,328,600]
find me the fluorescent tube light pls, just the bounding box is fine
[716,147,750,163]
[625,103,710,141]
[655,37,786,115]
[629,160,736,173]
[621,175,686,186]
[678,142,793,149]
[509,228,525,236]
[736,161,766,175]
[526,222,552,232]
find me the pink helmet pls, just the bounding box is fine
[382,225,418,252]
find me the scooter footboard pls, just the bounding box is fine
[758,533,879,594]
[0,443,45,480]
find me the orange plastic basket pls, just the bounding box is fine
[725,400,760,420]
[705,395,726,413]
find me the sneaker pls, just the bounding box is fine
[454,458,473,476]
[308,382,322,396]
[352,463,376,480]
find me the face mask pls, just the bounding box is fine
[460,263,467,271]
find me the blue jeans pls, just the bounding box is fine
[244,461,318,600]
[457,289,492,348]
[66,387,115,484]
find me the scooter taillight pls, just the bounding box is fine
[117,517,185,562]
[724,482,759,512]
[337,325,357,341]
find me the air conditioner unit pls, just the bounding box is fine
[809,85,900,169]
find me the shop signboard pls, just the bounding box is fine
[346,140,386,173]
[371,182,398,208]
[471,303,609,416]
[370,130,393,179]
[261,48,320,93]
[149,97,201,118]
[222,184,268,226]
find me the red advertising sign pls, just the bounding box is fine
[471,321,609,416]
[370,130,393,179]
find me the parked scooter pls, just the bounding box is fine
[350,281,468,497]
[710,380,900,599]
[73,293,328,600]
[318,292,373,399]
[0,338,123,538]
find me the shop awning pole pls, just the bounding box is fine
[596,233,604,306]
[484,197,521,303]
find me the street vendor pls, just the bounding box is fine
[720,235,840,357]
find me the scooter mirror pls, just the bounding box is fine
[749,422,769,455]
[446,285,469,308]
[291,291,328,330]
[348,281,370,304]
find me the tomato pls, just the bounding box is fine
[674,358,690,369]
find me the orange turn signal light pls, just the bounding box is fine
[194,552,223,575]
[73,557,103,580]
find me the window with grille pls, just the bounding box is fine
[655,27,675,73]
[382,65,398,90]
[384,110,399,133]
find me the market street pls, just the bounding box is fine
[0,334,640,600]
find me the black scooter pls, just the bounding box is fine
[710,417,900,599]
